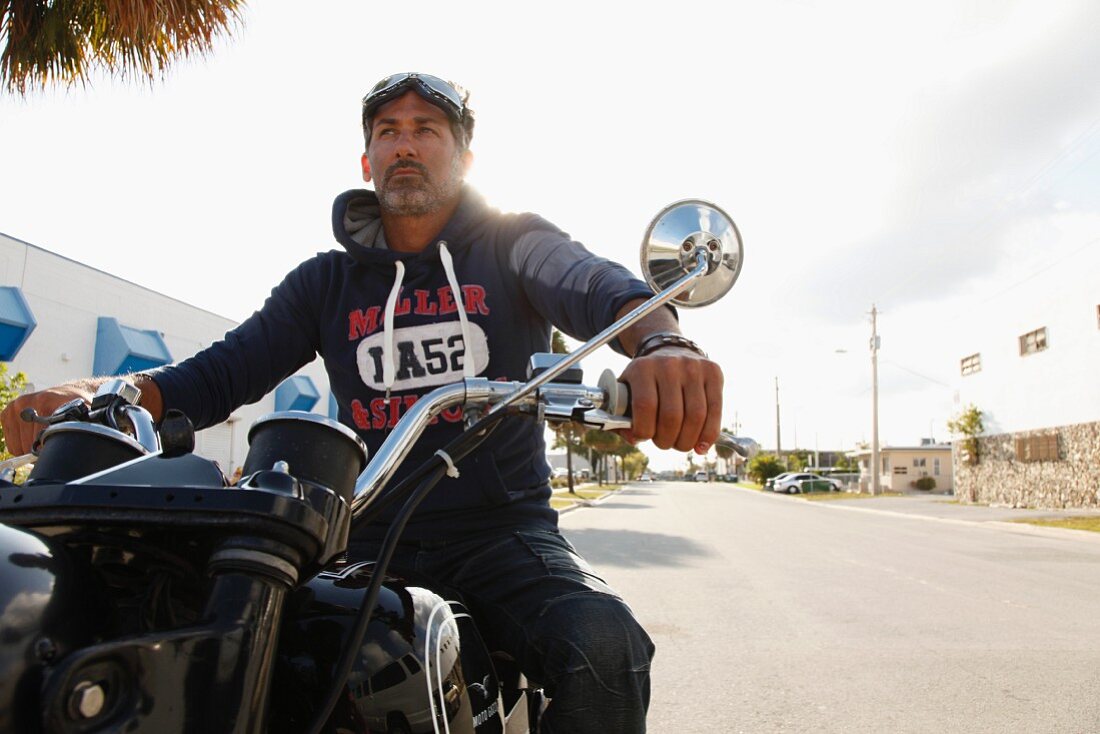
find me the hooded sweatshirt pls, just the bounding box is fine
[149,186,656,541]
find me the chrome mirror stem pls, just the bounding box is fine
[488,250,709,416]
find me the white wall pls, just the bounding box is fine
[0,233,332,475]
[953,245,1100,435]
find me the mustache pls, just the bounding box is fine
[383,160,431,181]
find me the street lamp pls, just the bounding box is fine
[837,304,882,498]
[869,305,881,495]
[774,376,783,469]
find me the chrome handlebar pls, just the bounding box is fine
[349,377,628,518]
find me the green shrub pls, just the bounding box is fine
[748,454,784,484]
[913,476,936,491]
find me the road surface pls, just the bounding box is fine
[560,482,1100,733]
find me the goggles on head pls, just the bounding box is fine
[361,72,468,125]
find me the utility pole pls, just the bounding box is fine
[775,376,783,469]
[870,304,881,495]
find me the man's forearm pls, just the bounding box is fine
[616,299,682,357]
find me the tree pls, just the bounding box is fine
[584,429,622,485]
[550,329,568,355]
[547,329,586,493]
[704,456,718,477]
[747,453,784,485]
[680,453,692,473]
[621,447,648,481]
[0,362,29,457]
[1,0,246,95]
[610,439,648,481]
[551,422,585,495]
[947,404,984,465]
[714,436,735,476]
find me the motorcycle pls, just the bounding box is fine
[0,200,742,734]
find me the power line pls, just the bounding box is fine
[978,233,1100,305]
[879,358,953,389]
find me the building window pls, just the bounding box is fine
[893,466,908,475]
[960,353,981,375]
[1018,327,1047,356]
[933,458,940,476]
[1015,434,1059,462]
[912,458,926,468]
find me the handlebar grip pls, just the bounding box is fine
[598,369,631,417]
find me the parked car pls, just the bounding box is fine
[693,470,709,482]
[638,473,653,482]
[774,473,842,494]
[763,472,796,491]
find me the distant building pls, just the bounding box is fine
[950,248,1100,508]
[546,450,592,479]
[0,232,331,475]
[848,445,954,494]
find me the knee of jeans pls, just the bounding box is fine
[534,592,655,682]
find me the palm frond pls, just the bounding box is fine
[1,0,246,95]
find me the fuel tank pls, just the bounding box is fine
[271,560,504,734]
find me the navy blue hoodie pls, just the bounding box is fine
[150,186,655,540]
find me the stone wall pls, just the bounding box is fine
[953,420,1100,508]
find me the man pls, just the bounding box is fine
[2,73,723,732]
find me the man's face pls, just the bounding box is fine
[362,90,472,216]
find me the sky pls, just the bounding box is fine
[2,0,1099,472]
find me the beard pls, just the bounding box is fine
[376,155,464,216]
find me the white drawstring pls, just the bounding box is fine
[381,244,473,397]
[437,241,476,379]
[382,260,405,393]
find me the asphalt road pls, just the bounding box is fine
[559,482,1100,733]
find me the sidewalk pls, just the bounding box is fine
[815,490,1100,521]
[555,482,1100,541]
[792,489,1100,542]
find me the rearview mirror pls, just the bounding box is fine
[640,199,743,308]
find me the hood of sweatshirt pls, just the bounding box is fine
[332,185,528,264]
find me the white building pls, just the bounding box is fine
[849,443,954,494]
[950,245,1100,507]
[546,450,592,479]
[0,232,332,476]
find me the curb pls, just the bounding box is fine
[553,487,620,515]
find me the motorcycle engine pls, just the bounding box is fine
[0,524,113,733]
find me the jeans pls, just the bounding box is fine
[350,529,654,733]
